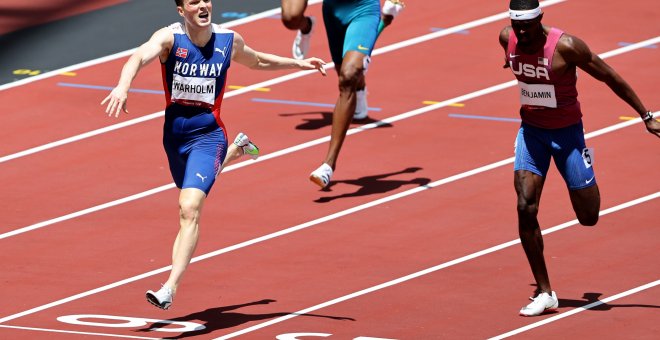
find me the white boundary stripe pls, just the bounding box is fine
[0,324,159,339]
[213,192,660,339]
[0,0,569,164]
[0,120,655,324]
[489,279,660,339]
[0,31,660,240]
[0,81,514,239]
[1,31,657,239]
[0,0,323,92]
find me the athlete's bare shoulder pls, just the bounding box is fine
[556,31,591,65]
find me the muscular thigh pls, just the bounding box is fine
[323,0,380,66]
[181,129,228,195]
[514,123,552,178]
[550,122,596,190]
[165,127,228,195]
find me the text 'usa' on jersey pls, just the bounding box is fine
[162,23,234,112]
[506,27,582,129]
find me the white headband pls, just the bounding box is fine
[509,7,542,20]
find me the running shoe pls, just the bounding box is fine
[382,0,405,17]
[234,132,259,160]
[354,88,368,120]
[309,163,333,188]
[519,291,558,316]
[292,17,315,60]
[146,285,173,310]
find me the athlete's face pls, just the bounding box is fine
[511,15,543,46]
[178,0,213,27]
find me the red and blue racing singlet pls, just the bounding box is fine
[161,22,233,126]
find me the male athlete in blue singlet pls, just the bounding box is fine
[102,0,326,310]
[500,0,659,317]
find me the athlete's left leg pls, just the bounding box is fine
[324,50,368,170]
[568,185,600,226]
[552,124,600,226]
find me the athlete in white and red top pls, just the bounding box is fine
[102,0,326,311]
[499,0,659,317]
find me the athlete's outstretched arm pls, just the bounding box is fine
[102,28,174,117]
[231,31,326,75]
[560,34,659,137]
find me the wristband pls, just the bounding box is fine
[642,111,654,122]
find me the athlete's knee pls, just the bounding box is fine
[577,211,599,226]
[517,195,539,222]
[337,65,364,91]
[179,197,202,222]
[570,185,600,226]
[281,13,306,30]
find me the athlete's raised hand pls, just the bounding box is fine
[101,87,129,118]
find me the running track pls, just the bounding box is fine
[0,1,658,339]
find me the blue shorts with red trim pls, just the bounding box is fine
[163,111,228,195]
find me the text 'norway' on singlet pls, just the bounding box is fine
[161,22,233,124]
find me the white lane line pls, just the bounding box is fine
[0,0,324,92]
[0,116,654,324]
[0,0,569,164]
[213,192,660,339]
[489,279,660,339]
[0,324,159,339]
[1,31,657,240]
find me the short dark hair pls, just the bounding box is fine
[509,0,540,10]
[174,0,183,6]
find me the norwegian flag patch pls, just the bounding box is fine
[175,47,188,58]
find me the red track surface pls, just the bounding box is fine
[1,1,658,339]
[0,0,128,35]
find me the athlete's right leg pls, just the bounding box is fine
[166,188,206,293]
[512,124,559,316]
[147,187,207,309]
[515,170,552,294]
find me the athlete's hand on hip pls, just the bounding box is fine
[101,87,129,117]
[300,57,327,76]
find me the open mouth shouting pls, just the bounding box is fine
[199,11,210,23]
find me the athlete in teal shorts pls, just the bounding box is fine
[309,0,405,188]
[323,0,380,68]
